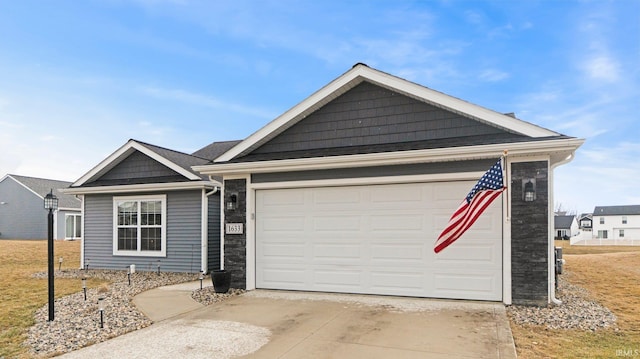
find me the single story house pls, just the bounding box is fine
[554,215,578,239]
[68,64,583,306]
[63,139,238,273]
[0,174,82,240]
[592,205,640,240]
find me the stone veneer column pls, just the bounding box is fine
[223,179,246,289]
[511,161,549,306]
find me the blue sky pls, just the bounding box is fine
[0,0,638,214]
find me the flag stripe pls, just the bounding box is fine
[434,188,504,253]
[434,159,505,253]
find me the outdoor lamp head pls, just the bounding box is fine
[524,180,535,202]
[43,189,58,210]
[98,297,104,311]
[82,277,87,288]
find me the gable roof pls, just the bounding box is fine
[71,139,212,188]
[2,174,81,209]
[192,140,242,160]
[554,215,576,229]
[215,63,562,163]
[593,205,640,216]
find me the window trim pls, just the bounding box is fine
[622,216,627,224]
[65,213,82,240]
[599,217,605,224]
[113,195,167,257]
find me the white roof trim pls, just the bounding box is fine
[195,138,584,176]
[61,180,219,195]
[72,140,201,187]
[215,64,559,163]
[0,174,45,199]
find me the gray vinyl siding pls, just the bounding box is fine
[207,193,221,272]
[252,81,509,155]
[252,159,496,183]
[87,151,185,186]
[0,178,46,239]
[83,190,204,273]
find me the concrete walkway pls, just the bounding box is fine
[61,284,517,359]
[132,281,204,321]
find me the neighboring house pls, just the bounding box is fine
[578,213,592,231]
[0,174,82,240]
[554,215,578,239]
[63,139,239,273]
[191,63,584,306]
[592,205,640,240]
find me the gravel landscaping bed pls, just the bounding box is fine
[191,287,245,306]
[507,274,617,331]
[25,269,230,357]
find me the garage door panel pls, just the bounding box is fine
[433,271,500,300]
[256,181,502,301]
[313,215,362,231]
[313,243,362,260]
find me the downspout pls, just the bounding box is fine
[549,152,576,305]
[202,185,220,274]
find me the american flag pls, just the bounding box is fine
[434,159,506,253]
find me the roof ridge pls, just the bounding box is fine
[131,139,204,159]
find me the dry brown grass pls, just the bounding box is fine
[511,243,640,358]
[555,240,640,255]
[0,240,107,359]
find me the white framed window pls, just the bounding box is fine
[599,217,605,224]
[622,216,627,224]
[65,214,82,240]
[597,230,608,239]
[620,229,625,238]
[113,195,166,257]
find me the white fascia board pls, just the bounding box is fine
[72,140,200,187]
[215,66,365,163]
[195,138,584,176]
[362,69,559,138]
[61,181,216,195]
[4,175,45,200]
[214,65,559,163]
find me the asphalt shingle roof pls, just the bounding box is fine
[7,174,80,209]
[593,205,640,216]
[554,215,575,229]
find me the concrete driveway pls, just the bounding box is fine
[61,288,516,359]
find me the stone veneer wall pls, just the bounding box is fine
[511,161,549,306]
[223,179,247,289]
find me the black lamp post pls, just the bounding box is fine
[44,189,58,321]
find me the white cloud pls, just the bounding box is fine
[139,86,276,119]
[478,69,509,82]
[582,54,620,82]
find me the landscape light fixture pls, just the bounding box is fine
[127,266,131,286]
[199,272,204,290]
[59,257,63,271]
[82,277,87,301]
[44,189,58,322]
[85,258,90,271]
[98,297,104,328]
[157,260,161,276]
[523,179,536,202]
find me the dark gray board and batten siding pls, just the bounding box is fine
[250,81,516,156]
[84,190,220,273]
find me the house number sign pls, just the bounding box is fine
[225,223,244,234]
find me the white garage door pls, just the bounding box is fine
[255,181,502,301]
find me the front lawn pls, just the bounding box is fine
[510,242,640,358]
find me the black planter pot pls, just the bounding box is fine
[211,270,231,293]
